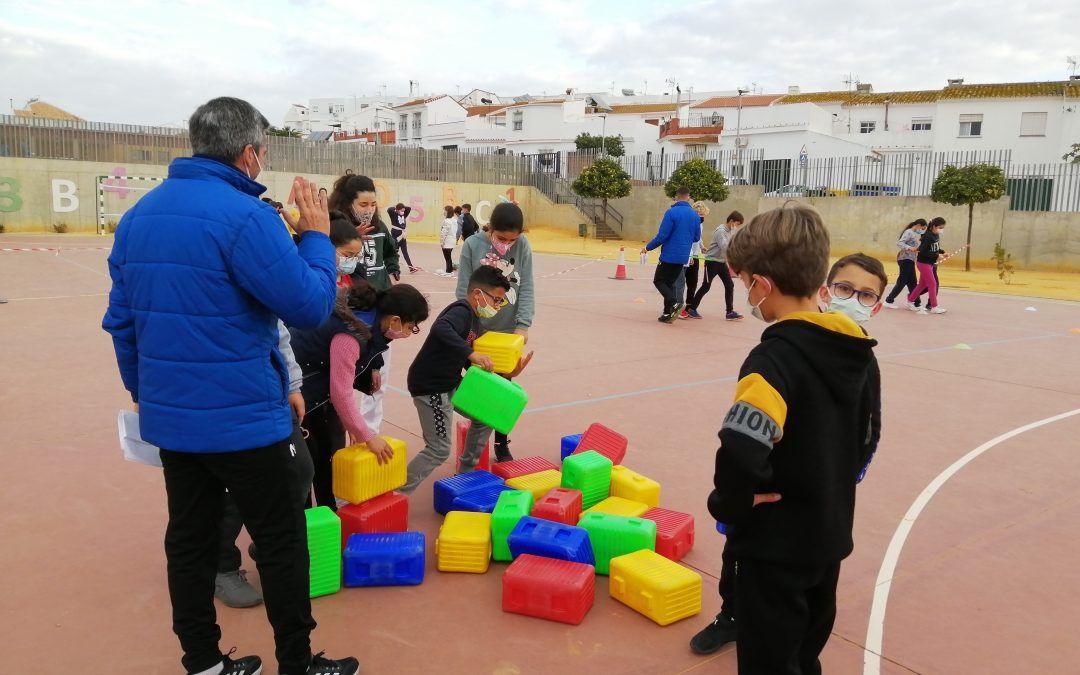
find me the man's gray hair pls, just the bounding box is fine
[189,97,270,161]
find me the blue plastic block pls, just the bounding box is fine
[433,470,505,515]
[560,433,584,461]
[507,516,595,565]
[343,531,426,587]
[451,484,515,513]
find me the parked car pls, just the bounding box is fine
[763,184,835,197]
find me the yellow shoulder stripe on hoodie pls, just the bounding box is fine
[779,310,869,339]
[733,372,788,430]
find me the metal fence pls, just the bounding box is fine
[0,114,535,185]
[3,115,1078,211]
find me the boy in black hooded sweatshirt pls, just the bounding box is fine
[707,204,878,675]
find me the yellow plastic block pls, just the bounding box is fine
[609,549,702,626]
[506,470,562,502]
[436,511,492,573]
[609,465,661,508]
[332,437,407,505]
[581,496,649,520]
[472,331,526,374]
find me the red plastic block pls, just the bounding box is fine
[454,419,491,473]
[531,487,583,526]
[337,492,409,549]
[502,554,595,625]
[571,423,628,465]
[641,507,695,562]
[491,456,560,481]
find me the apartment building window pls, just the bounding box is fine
[686,144,707,157]
[959,114,982,137]
[911,118,932,131]
[1020,112,1047,137]
[399,115,408,138]
[512,110,523,131]
[859,121,876,134]
[412,112,422,139]
[313,105,319,112]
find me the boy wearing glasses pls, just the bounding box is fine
[400,266,533,494]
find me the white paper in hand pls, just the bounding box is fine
[118,410,163,468]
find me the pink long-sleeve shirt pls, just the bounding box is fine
[329,333,376,443]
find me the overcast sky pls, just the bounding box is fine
[1,0,1075,127]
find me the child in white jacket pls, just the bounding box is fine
[438,205,457,276]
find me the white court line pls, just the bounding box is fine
[863,407,1080,675]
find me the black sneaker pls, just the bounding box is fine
[689,612,736,655]
[494,442,514,463]
[307,651,360,675]
[212,648,262,675]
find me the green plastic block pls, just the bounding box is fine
[305,506,341,598]
[561,450,613,509]
[490,489,535,562]
[451,366,529,435]
[578,512,656,575]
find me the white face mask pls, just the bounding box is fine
[828,294,873,324]
[248,147,264,181]
[746,278,771,323]
[338,256,359,275]
[475,292,499,319]
[353,207,375,226]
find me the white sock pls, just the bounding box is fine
[191,662,224,675]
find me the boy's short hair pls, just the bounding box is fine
[462,203,472,211]
[675,186,691,197]
[468,265,511,292]
[828,253,888,295]
[726,210,744,224]
[726,203,830,297]
[489,202,524,232]
[395,202,405,210]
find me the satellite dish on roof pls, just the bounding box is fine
[621,88,636,96]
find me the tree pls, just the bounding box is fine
[574,132,625,157]
[267,125,302,138]
[1064,142,1080,163]
[663,157,729,203]
[930,164,1006,271]
[571,157,632,232]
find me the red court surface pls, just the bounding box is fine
[2,235,1079,674]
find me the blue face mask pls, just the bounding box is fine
[338,256,359,275]
[828,295,873,324]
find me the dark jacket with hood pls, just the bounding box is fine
[708,311,878,564]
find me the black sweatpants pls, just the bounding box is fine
[735,558,841,675]
[160,438,316,675]
[442,248,454,274]
[691,260,735,313]
[302,404,346,510]
[653,261,684,314]
[885,258,918,305]
[717,537,737,617]
[684,258,700,304]
[219,421,314,573]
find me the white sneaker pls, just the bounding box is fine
[915,308,928,315]
[884,301,898,309]
[905,301,920,311]
[930,307,948,314]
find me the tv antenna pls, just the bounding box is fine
[842,73,861,91]
[1068,56,1079,77]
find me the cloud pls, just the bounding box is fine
[2,0,1077,126]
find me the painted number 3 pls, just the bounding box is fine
[0,177,23,213]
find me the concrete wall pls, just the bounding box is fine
[1,157,1076,269]
[0,157,561,239]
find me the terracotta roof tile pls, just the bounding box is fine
[691,94,783,109]
[393,95,447,110]
[465,104,508,117]
[774,81,1080,106]
[606,103,679,114]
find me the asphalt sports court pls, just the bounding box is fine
[2,235,1078,674]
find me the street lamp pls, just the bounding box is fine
[735,88,749,178]
[600,114,608,155]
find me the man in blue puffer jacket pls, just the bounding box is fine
[642,186,702,323]
[103,97,358,675]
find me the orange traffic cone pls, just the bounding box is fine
[610,247,631,280]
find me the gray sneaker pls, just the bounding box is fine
[215,569,263,608]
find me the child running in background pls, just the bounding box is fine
[400,266,534,494]
[687,210,744,320]
[883,219,925,308]
[906,216,948,314]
